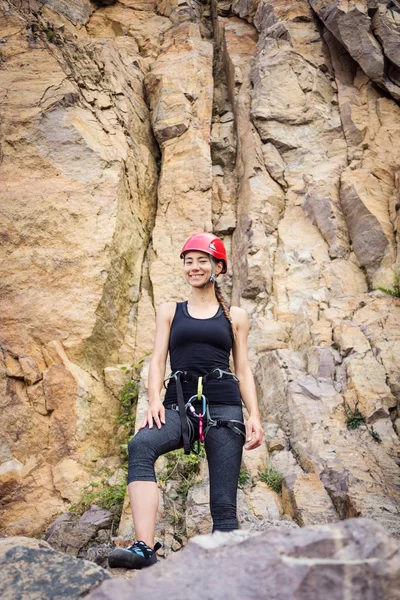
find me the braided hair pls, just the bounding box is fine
[214,277,237,341]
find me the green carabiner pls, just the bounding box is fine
[197,376,203,401]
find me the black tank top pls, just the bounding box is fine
[164,302,242,406]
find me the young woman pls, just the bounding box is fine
[109,233,264,569]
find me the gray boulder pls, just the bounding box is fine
[88,518,399,600]
[0,545,110,600]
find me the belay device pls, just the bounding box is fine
[164,368,246,454]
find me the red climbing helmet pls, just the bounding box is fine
[180,233,227,273]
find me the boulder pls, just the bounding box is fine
[0,545,110,600]
[44,506,114,556]
[87,519,400,600]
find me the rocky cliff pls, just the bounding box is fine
[0,0,399,541]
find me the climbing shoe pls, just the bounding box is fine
[108,540,161,570]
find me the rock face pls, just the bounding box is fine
[0,538,110,600]
[87,519,400,600]
[0,0,399,548]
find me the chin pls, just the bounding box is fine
[188,278,208,287]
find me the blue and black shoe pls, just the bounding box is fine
[108,540,161,570]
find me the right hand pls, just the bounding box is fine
[140,399,166,430]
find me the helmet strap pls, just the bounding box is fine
[204,256,216,288]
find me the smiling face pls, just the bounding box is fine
[183,251,223,287]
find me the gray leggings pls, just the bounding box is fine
[128,403,244,532]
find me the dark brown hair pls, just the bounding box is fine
[214,278,237,341]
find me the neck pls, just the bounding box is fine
[189,285,218,305]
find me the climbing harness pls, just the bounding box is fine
[164,368,246,455]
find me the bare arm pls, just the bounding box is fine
[140,302,176,430]
[231,307,263,450]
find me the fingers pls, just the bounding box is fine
[140,406,165,430]
[245,421,264,451]
[245,437,260,450]
[153,409,162,429]
[139,414,148,430]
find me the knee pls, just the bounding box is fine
[127,431,157,483]
[128,431,156,462]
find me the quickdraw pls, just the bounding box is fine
[164,368,245,455]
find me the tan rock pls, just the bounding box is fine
[147,21,214,306]
[256,348,400,535]
[52,458,93,504]
[310,0,400,100]
[340,169,395,275]
[333,323,371,355]
[0,536,52,559]
[2,0,400,545]
[0,4,157,535]
[307,347,336,381]
[261,142,288,189]
[282,473,338,526]
[269,450,303,480]
[246,481,282,520]
[344,352,396,422]
[104,365,133,400]
[5,354,24,379]
[242,437,268,474]
[185,478,212,538]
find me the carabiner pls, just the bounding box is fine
[186,394,207,416]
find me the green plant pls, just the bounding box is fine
[43,26,56,42]
[70,362,143,519]
[159,448,204,498]
[368,426,382,443]
[238,468,250,489]
[376,272,400,298]
[118,378,139,427]
[70,482,126,517]
[259,467,283,494]
[346,404,365,430]
[345,404,382,443]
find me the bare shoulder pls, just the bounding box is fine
[230,305,249,328]
[157,301,177,322]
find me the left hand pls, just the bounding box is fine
[244,415,264,450]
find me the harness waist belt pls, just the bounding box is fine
[164,368,240,455]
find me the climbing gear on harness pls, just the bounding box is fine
[164,368,245,455]
[108,540,162,570]
[180,233,228,273]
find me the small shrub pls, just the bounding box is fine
[259,467,283,494]
[375,272,400,298]
[238,468,250,489]
[70,482,126,516]
[345,404,382,443]
[368,426,382,443]
[43,27,55,41]
[159,448,204,498]
[118,378,139,428]
[346,404,365,430]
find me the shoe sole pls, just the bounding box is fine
[108,549,157,570]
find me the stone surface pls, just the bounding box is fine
[0,545,110,600]
[0,536,53,558]
[87,519,400,600]
[44,506,114,556]
[1,0,400,551]
[309,0,400,100]
[0,0,157,535]
[282,473,339,526]
[147,19,214,306]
